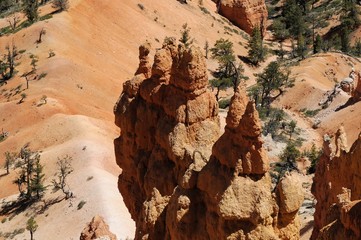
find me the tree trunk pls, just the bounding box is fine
[215,87,220,102]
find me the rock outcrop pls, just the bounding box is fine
[80,216,117,240]
[351,71,361,101]
[215,0,268,35]
[114,41,303,239]
[312,128,361,239]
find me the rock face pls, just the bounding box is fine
[312,128,361,239]
[351,71,361,101]
[80,216,117,240]
[216,0,268,35]
[114,41,303,239]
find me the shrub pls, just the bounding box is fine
[218,98,231,109]
[77,200,86,210]
[137,3,144,10]
[38,72,47,80]
[52,0,69,11]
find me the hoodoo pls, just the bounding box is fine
[312,128,361,239]
[114,40,303,239]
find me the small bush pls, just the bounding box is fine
[199,6,210,14]
[218,98,231,109]
[39,14,53,21]
[77,200,86,210]
[38,72,47,80]
[300,108,320,117]
[137,3,144,10]
[48,49,55,58]
[86,176,93,181]
[52,0,69,11]
[1,218,7,223]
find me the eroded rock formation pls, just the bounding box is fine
[312,128,361,239]
[80,215,117,240]
[114,41,303,239]
[216,0,268,35]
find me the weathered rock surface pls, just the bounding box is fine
[351,71,361,101]
[80,216,117,240]
[312,128,361,239]
[114,41,303,239]
[216,0,268,35]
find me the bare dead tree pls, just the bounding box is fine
[7,13,20,31]
[37,28,46,43]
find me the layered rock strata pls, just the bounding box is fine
[312,127,361,239]
[114,41,303,239]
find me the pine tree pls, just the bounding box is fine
[26,217,38,240]
[52,0,69,11]
[23,0,38,23]
[296,34,307,59]
[210,38,248,100]
[31,157,46,199]
[313,34,322,54]
[179,23,194,48]
[255,61,293,110]
[4,151,15,175]
[248,26,267,65]
[14,145,42,199]
[353,38,361,56]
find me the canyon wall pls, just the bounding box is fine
[312,127,361,239]
[114,40,303,239]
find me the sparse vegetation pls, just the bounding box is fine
[4,151,16,175]
[199,6,210,15]
[77,200,86,210]
[37,28,46,43]
[247,26,267,65]
[210,38,248,101]
[18,93,27,104]
[48,49,55,58]
[6,13,20,31]
[179,23,194,48]
[300,108,320,117]
[305,144,323,174]
[13,145,46,200]
[218,98,231,109]
[52,0,70,11]
[38,72,47,80]
[40,95,47,104]
[30,54,38,71]
[251,61,293,113]
[52,155,74,199]
[23,0,39,23]
[26,217,38,240]
[137,3,145,10]
[86,176,93,181]
[0,43,18,81]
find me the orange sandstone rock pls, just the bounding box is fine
[80,215,117,240]
[114,42,303,239]
[217,0,268,36]
[312,129,361,239]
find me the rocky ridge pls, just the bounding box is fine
[311,127,361,239]
[114,40,303,239]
